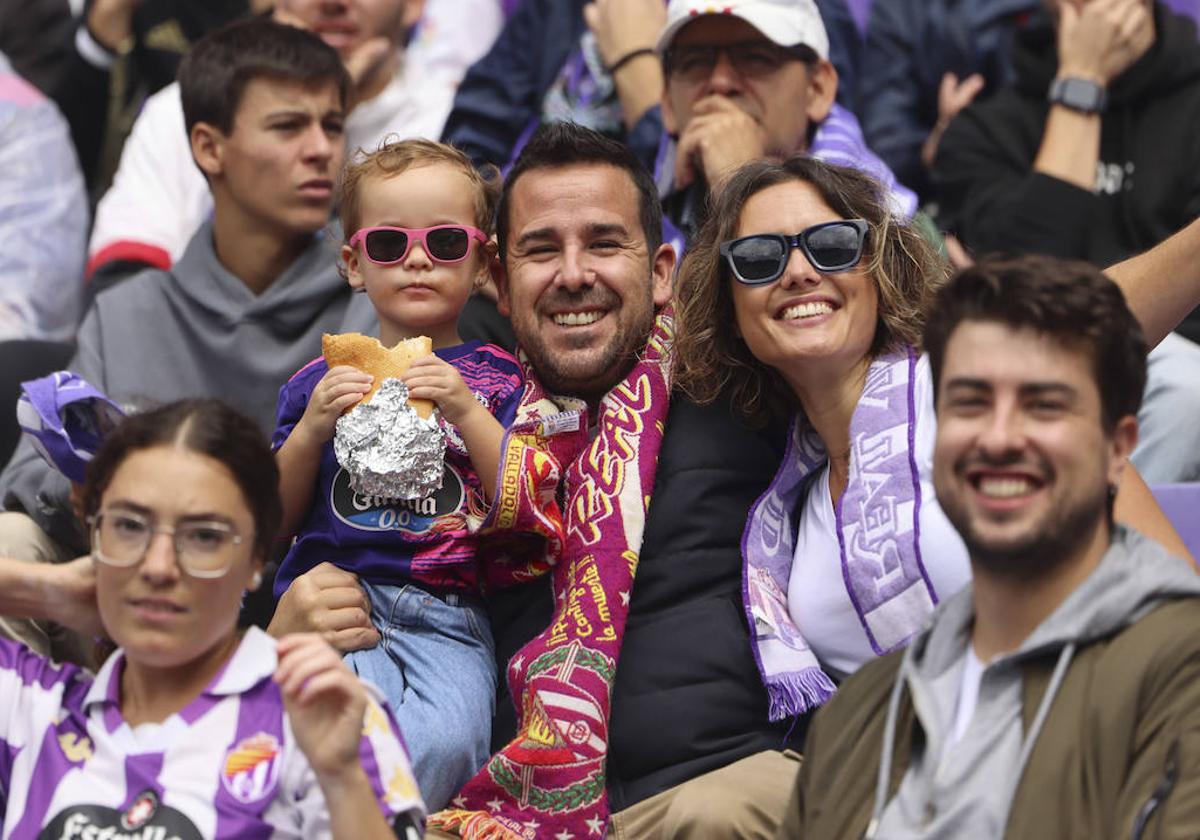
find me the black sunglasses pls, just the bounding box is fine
[719,219,870,285]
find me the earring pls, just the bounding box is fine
[250,571,263,590]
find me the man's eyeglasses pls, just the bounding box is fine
[349,225,487,266]
[720,220,870,285]
[664,41,816,84]
[89,510,246,579]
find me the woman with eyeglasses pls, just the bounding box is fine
[0,399,423,838]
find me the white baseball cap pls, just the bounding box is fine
[655,0,830,61]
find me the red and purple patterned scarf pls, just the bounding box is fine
[430,311,674,839]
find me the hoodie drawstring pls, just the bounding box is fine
[862,642,1077,840]
[863,650,912,840]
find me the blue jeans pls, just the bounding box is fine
[344,582,496,811]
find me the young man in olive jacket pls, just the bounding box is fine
[782,254,1200,839]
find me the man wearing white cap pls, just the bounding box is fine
[656,0,916,244]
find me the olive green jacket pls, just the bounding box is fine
[782,541,1200,839]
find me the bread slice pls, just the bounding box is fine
[321,333,435,418]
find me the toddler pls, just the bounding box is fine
[272,140,524,811]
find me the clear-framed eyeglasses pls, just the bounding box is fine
[88,509,246,579]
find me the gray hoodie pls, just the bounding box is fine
[868,527,1200,839]
[0,221,375,549]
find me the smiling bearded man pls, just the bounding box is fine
[776,253,1200,840]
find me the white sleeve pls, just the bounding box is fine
[407,0,503,87]
[87,83,213,273]
[277,692,424,838]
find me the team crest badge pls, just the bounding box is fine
[221,733,281,803]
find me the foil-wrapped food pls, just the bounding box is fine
[333,378,446,500]
[323,332,445,500]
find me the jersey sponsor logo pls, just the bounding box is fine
[221,733,280,804]
[330,464,465,534]
[39,798,203,840]
[122,790,159,829]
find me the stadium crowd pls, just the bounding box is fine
[1,0,1200,837]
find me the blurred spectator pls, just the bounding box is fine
[0,52,86,343]
[935,1,1200,332]
[860,0,1200,206]
[934,0,1200,481]
[86,0,501,282]
[440,0,861,174]
[0,20,374,661]
[858,0,1038,204]
[654,0,915,246]
[50,0,258,193]
[0,0,75,96]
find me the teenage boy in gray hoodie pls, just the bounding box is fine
[0,18,373,659]
[781,254,1200,839]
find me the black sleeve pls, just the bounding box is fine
[934,100,1099,258]
[49,21,112,185]
[440,0,563,169]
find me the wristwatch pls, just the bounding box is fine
[1048,76,1107,114]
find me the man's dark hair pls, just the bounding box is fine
[496,122,663,261]
[923,254,1148,433]
[179,18,350,136]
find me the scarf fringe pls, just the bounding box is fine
[768,667,838,721]
[427,810,525,840]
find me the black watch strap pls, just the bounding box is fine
[1048,76,1107,114]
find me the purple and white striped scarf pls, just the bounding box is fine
[809,104,919,219]
[742,348,938,719]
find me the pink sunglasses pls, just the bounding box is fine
[348,224,488,266]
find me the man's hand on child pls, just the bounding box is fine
[403,355,485,426]
[299,366,373,444]
[268,562,380,652]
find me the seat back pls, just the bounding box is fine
[1150,483,1200,564]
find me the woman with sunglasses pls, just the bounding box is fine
[674,156,1186,723]
[0,399,422,837]
[272,139,546,811]
[673,156,977,721]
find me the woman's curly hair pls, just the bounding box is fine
[673,156,949,425]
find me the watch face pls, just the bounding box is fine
[1052,77,1106,112]
[1065,79,1100,108]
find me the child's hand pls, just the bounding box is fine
[403,355,482,426]
[297,365,373,444]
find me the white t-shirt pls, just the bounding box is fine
[948,645,987,750]
[786,356,970,676]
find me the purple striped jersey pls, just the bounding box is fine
[0,627,425,838]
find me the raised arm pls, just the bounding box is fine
[402,355,504,501]
[275,633,424,839]
[1106,215,1200,349]
[0,555,100,637]
[1115,466,1193,564]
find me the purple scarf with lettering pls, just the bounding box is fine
[742,348,938,718]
